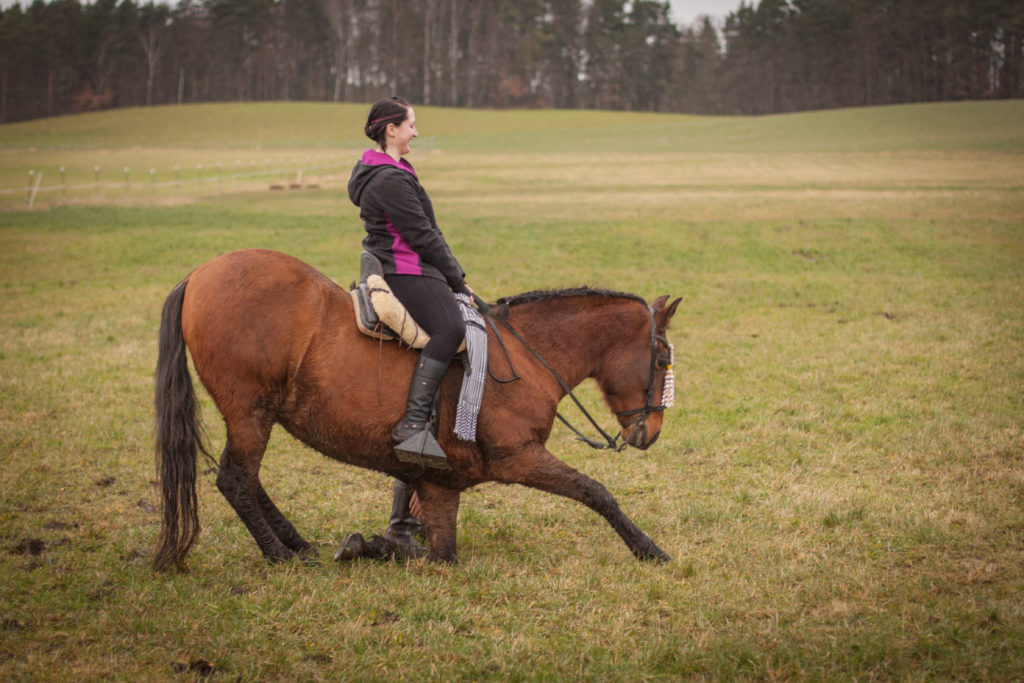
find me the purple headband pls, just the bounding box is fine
[369,112,406,126]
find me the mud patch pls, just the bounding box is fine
[2,618,26,632]
[12,538,45,556]
[173,659,216,677]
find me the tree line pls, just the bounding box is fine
[0,0,1021,124]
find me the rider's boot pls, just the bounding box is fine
[384,480,425,558]
[392,356,451,469]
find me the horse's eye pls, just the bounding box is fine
[656,356,670,370]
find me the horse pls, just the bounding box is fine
[153,248,681,571]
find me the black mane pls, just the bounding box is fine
[494,286,645,317]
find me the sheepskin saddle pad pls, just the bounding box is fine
[350,253,465,352]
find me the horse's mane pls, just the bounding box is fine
[494,286,645,318]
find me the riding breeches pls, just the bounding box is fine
[385,274,466,364]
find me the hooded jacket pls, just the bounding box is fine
[348,149,467,293]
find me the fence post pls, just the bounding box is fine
[26,170,33,205]
[27,171,43,208]
[150,168,156,196]
[60,166,66,204]
[124,166,130,195]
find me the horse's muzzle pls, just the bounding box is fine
[623,421,661,450]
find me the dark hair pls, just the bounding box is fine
[364,96,411,151]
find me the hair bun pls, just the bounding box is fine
[364,97,411,150]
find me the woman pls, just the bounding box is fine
[348,96,472,471]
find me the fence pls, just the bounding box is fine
[0,154,353,208]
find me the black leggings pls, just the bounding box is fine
[385,275,465,363]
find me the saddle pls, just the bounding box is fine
[350,252,465,352]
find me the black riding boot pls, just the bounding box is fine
[384,480,425,558]
[392,356,451,469]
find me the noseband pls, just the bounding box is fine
[480,302,673,451]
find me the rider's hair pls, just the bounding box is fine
[364,96,412,152]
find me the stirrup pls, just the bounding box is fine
[394,431,452,470]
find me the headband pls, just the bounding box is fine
[369,112,406,126]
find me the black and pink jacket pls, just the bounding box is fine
[347,149,468,293]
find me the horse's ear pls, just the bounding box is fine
[653,296,682,328]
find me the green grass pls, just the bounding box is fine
[1,102,1023,679]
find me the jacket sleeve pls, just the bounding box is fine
[377,171,467,289]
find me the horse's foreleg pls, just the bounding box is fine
[416,481,461,564]
[494,447,671,562]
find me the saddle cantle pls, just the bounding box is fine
[350,252,464,352]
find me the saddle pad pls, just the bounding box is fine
[351,274,465,352]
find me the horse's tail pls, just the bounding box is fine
[153,279,206,572]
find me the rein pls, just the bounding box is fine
[476,300,671,451]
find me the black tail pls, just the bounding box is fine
[153,279,206,572]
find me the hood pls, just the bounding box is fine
[347,149,416,207]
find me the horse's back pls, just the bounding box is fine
[181,249,346,399]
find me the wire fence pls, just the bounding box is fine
[0,154,354,208]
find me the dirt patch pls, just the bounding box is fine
[12,538,45,556]
[2,618,26,632]
[172,659,216,677]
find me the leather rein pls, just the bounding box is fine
[477,301,671,452]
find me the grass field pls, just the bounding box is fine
[1,101,1023,680]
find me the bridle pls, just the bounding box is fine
[612,307,674,433]
[479,302,674,451]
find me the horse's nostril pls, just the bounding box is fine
[628,424,647,447]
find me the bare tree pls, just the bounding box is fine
[138,4,171,106]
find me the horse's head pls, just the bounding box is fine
[599,295,681,450]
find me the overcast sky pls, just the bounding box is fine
[668,0,743,26]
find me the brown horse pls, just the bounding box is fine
[153,249,681,571]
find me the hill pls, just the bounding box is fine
[1,100,1022,153]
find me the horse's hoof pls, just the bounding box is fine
[385,532,427,560]
[333,533,366,562]
[639,548,672,563]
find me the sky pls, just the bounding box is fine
[668,0,743,27]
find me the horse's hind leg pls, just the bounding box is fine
[493,445,671,562]
[255,484,314,555]
[215,416,305,562]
